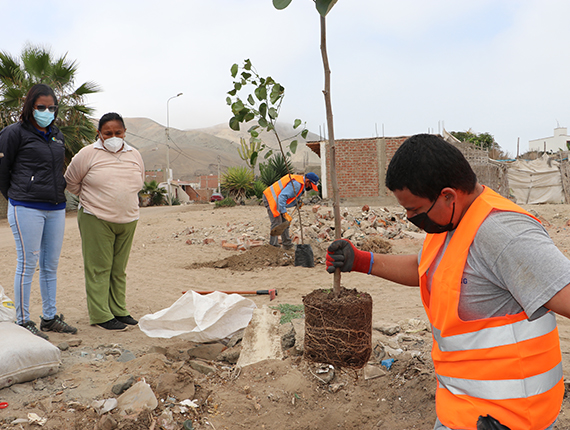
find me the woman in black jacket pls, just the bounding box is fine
[0,83,77,339]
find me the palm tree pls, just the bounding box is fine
[140,180,167,206]
[0,44,100,162]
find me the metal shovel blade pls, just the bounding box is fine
[270,220,290,236]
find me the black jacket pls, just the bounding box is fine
[0,121,67,204]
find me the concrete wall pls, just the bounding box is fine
[529,127,570,152]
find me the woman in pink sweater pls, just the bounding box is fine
[65,113,144,331]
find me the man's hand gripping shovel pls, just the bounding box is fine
[270,211,294,236]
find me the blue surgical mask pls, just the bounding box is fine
[33,110,55,128]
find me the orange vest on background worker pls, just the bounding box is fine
[418,187,563,430]
[263,174,305,217]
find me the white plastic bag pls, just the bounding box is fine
[139,291,256,342]
[0,284,16,323]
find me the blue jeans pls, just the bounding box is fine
[8,203,65,324]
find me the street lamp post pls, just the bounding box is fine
[166,92,183,205]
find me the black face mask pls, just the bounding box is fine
[408,199,455,234]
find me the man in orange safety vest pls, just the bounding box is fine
[262,172,319,249]
[326,134,570,430]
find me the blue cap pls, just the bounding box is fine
[305,172,319,184]
[305,172,319,191]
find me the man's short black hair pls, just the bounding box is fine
[385,134,477,201]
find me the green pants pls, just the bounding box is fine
[77,208,138,325]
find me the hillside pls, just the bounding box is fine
[123,117,322,182]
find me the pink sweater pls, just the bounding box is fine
[65,142,145,224]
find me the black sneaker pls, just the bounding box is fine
[115,315,138,325]
[40,314,78,334]
[96,318,128,331]
[20,321,50,340]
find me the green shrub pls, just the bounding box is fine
[259,153,294,187]
[221,166,254,202]
[270,303,305,324]
[250,180,267,199]
[215,197,237,207]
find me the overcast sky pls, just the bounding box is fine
[3,0,569,157]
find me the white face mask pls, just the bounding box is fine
[101,136,124,153]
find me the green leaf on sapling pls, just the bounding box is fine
[255,86,267,101]
[273,0,293,10]
[290,140,298,154]
[229,117,240,131]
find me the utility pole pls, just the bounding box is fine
[166,93,183,205]
[217,155,221,193]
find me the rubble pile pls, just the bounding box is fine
[173,203,425,257]
[289,205,426,256]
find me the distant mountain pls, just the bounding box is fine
[123,117,322,182]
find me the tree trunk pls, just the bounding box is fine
[320,14,342,297]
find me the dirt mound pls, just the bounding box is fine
[360,236,392,254]
[187,244,296,271]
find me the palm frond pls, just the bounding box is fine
[0,44,101,162]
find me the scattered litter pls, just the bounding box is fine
[180,399,199,408]
[381,358,395,370]
[117,380,158,412]
[28,413,47,426]
[92,398,118,415]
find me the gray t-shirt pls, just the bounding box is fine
[424,210,570,321]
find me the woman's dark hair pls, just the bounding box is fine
[98,112,126,131]
[20,83,58,124]
[385,134,477,201]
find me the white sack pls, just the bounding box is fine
[0,284,16,323]
[138,291,257,342]
[0,322,61,389]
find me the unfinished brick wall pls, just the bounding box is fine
[324,136,408,199]
[200,175,218,189]
[384,137,409,169]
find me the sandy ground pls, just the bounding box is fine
[0,201,570,429]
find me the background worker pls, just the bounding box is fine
[326,134,570,430]
[262,172,319,249]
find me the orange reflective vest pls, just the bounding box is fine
[419,187,563,430]
[263,175,305,217]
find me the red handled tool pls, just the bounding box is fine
[182,289,278,301]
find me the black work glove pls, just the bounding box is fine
[326,239,372,274]
[477,415,511,430]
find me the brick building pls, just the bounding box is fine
[307,136,408,203]
[145,169,165,183]
[199,174,219,190]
